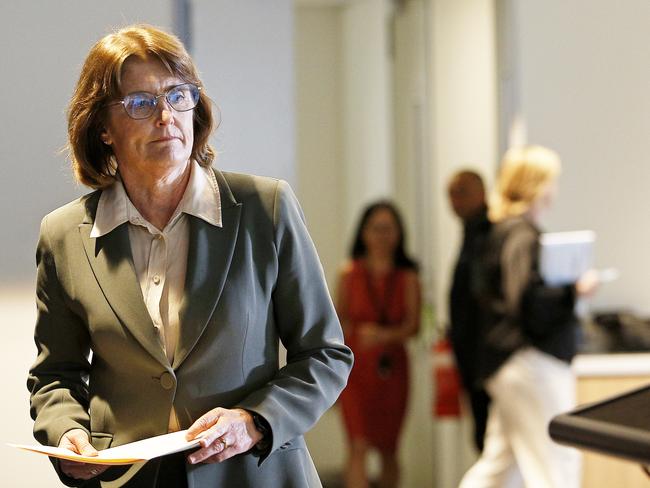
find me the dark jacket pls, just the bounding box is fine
[449,207,491,390]
[477,216,578,384]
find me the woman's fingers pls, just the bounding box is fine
[58,429,111,479]
[187,408,259,464]
[186,407,226,440]
[59,429,98,456]
[188,435,231,464]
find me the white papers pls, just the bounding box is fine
[9,430,202,465]
[539,230,595,286]
[596,267,620,283]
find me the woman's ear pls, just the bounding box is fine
[100,129,112,146]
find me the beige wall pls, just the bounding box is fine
[427,0,499,485]
[295,5,345,289]
[428,0,499,329]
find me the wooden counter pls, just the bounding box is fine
[573,353,650,488]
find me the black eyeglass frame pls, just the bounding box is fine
[106,83,202,120]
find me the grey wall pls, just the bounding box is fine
[0,1,173,283]
[193,0,296,183]
[504,0,650,315]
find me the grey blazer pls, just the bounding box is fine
[28,169,353,487]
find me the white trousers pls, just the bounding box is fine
[458,347,581,488]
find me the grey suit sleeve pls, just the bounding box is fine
[27,216,92,449]
[236,180,353,459]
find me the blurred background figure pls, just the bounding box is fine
[459,146,599,488]
[336,201,421,488]
[447,170,492,453]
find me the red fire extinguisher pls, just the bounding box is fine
[432,338,462,417]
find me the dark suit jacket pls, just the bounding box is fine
[28,169,353,487]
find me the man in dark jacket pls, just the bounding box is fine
[447,170,491,452]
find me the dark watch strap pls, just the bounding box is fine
[250,412,271,452]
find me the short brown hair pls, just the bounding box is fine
[67,24,216,189]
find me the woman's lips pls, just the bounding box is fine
[151,136,179,143]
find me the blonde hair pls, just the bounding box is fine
[489,145,561,222]
[67,24,216,189]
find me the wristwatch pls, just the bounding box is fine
[250,411,272,453]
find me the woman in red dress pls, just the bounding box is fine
[337,201,421,488]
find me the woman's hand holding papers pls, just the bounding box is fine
[186,408,264,465]
[58,429,110,480]
[575,269,600,297]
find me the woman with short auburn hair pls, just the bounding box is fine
[28,24,352,488]
[67,24,215,189]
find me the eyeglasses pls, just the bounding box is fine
[107,83,201,120]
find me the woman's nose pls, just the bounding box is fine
[155,97,175,126]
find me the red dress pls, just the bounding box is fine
[339,260,409,452]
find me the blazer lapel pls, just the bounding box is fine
[173,173,242,369]
[79,221,168,366]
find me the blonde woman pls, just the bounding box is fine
[459,146,598,488]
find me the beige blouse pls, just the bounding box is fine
[90,160,222,430]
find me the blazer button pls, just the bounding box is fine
[160,372,175,390]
